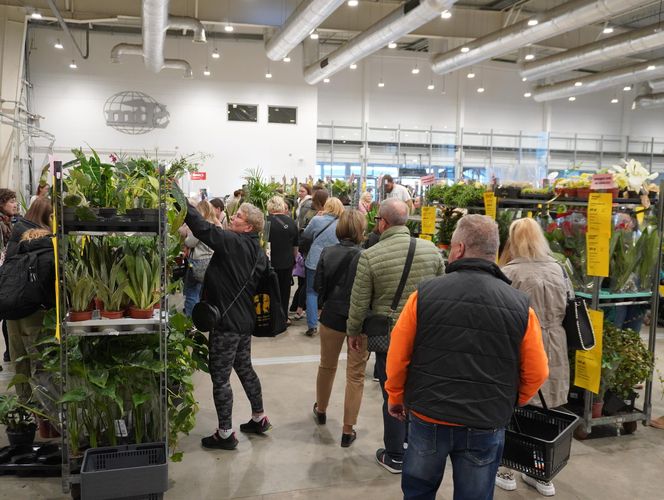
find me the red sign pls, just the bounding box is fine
[420,174,435,186]
[590,174,615,190]
[190,172,207,181]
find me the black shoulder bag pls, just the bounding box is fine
[298,217,336,256]
[362,238,416,337]
[560,265,596,351]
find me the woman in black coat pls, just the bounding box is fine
[312,209,366,448]
[267,196,298,325]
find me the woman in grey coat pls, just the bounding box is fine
[496,217,573,497]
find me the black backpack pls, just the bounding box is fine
[252,266,287,338]
[0,244,53,320]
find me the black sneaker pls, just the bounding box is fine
[240,416,272,434]
[313,403,326,425]
[3,351,9,362]
[201,430,238,450]
[376,448,403,474]
[304,327,317,337]
[341,430,356,448]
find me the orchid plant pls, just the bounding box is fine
[610,159,659,194]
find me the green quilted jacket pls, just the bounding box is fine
[347,226,445,336]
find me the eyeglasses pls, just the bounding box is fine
[374,216,382,223]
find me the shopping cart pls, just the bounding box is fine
[501,390,580,482]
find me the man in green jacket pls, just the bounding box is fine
[347,198,444,474]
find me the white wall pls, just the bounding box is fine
[28,27,318,197]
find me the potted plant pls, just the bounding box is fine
[576,174,592,199]
[66,261,96,321]
[0,394,39,445]
[437,207,463,249]
[65,148,118,218]
[96,261,129,319]
[610,159,659,199]
[123,252,161,319]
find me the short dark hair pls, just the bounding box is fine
[209,198,225,211]
[383,175,394,183]
[0,188,16,206]
[311,189,329,211]
[233,189,244,197]
[299,183,312,196]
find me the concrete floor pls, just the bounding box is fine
[1,319,664,500]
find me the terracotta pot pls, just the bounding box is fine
[576,188,590,199]
[69,310,93,322]
[37,418,61,439]
[128,306,154,319]
[563,187,577,198]
[101,310,124,319]
[437,243,450,250]
[94,297,104,311]
[592,401,604,418]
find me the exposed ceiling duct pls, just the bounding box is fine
[110,0,204,78]
[304,0,456,85]
[520,24,664,81]
[430,0,655,76]
[648,78,664,92]
[633,92,664,109]
[532,58,664,102]
[266,0,347,62]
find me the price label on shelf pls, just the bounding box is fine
[586,192,612,277]
[419,234,432,241]
[574,309,603,394]
[483,192,497,220]
[421,206,436,234]
[590,173,616,190]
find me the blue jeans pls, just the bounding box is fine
[183,270,203,318]
[305,267,318,329]
[402,414,504,500]
[376,351,406,459]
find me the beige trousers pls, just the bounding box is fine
[315,323,369,427]
[7,310,46,402]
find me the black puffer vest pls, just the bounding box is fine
[404,258,530,429]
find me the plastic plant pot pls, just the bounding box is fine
[128,306,154,319]
[100,310,124,320]
[69,310,93,322]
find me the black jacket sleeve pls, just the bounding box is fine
[184,201,236,257]
[314,249,326,308]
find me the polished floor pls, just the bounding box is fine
[1,318,664,499]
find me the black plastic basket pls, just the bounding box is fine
[501,399,579,482]
[80,442,167,500]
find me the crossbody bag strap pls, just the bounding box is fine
[313,217,336,243]
[221,248,262,318]
[558,262,574,301]
[390,238,416,313]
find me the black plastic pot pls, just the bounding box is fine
[126,208,160,222]
[6,425,37,446]
[602,390,638,416]
[97,207,117,219]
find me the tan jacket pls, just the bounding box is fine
[502,255,573,408]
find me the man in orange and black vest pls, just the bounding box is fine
[385,214,549,500]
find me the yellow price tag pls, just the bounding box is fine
[636,207,645,226]
[574,309,603,394]
[419,234,432,241]
[586,193,612,277]
[421,207,436,235]
[483,192,497,220]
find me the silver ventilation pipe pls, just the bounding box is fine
[633,93,664,109]
[111,43,143,63]
[142,0,169,73]
[266,0,347,62]
[163,59,194,79]
[532,58,664,102]
[521,24,664,81]
[304,0,456,85]
[648,78,664,92]
[169,16,207,43]
[430,0,655,76]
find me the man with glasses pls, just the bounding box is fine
[346,199,444,473]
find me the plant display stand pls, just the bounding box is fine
[53,160,169,497]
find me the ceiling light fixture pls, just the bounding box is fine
[212,48,221,59]
[283,56,291,62]
[31,11,42,20]
[347,0,359,6]
[69,60,77,69]
[522,77,528,82]
[441,10,452,19]
[350,62,357,70]
[378,80,385,88]
[265,71,272,79]
[323,77,330,83]
[647,64,656,70]
[224,24,234,32]
[477,87,485,93]
[388,41,397,49]
[524,92,532,98]
[54,39,64,49]
[574,81,583,87]
[623,85,632,91]
[527,19,539,26]
[603,25,614,35]
[310,31,319,40]
[411,66,420,75]
[427,82,435,90]
[460,46,470,53]
[611,97,619,103]
[467,71,475,79]
[203,66,211,76]
[568,96,576,101]
[524,54,535,61]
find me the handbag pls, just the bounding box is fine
[189,257,211,283]
[298,217,336,256]
[560,265,596,350]
[362,238,416,337]
[252,266,288,338]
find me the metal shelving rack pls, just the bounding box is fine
[53,161,169,495]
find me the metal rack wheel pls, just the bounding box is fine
[622,421,638,434]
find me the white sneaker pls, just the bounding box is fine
[495,469,517,491]
[522,473,555,496]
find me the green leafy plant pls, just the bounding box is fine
[65,260,96,312]
[602,322,654,400]
[66,147,117,208]
[95,261,129,312]
[331,179,350,197]
[365,205,379,234]
[123,251,161,310]
[438,207,464,245]
[243,168,280,213]
[0,394,42,432]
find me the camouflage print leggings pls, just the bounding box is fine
[209,330,264,430]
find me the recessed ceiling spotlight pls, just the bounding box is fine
[441,10,452,19]
[611,98,619,104]
[524,92,532,98]
[212,48,221,59]
[477,87,485,93]
[522,77,528,82]
[411,66,420,75]
[265,71,272,79]
[224,24,234,32]
[427,82,435,90]
[347,0,359,6]
[603,25,614,34]
[574,81,583,87]
[54,39,64,49]
[310,31,319,40]
[568,96,576,101]
[623,85,632,91]
[388,41,397,49]
[31,11,42,20]
[647,64,656,70]
[524,54,535,61]
[527,19,539,26]
[203,66,211,76]
[323,77,330,83]
[467,71,475,79]
[378,80,385,88]
[69,60,77,69]
[460,46,470,53]
[350,62,357,70]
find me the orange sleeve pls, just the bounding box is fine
[385,291,418,406]
[518,307,549,406]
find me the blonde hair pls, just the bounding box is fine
[506,218,550,261]
[322,197,344,218]
[267,196,287,214]
[361,191,372,202]
[336,209,366,244]
[197,200,218,225]
[21,228,51,241]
